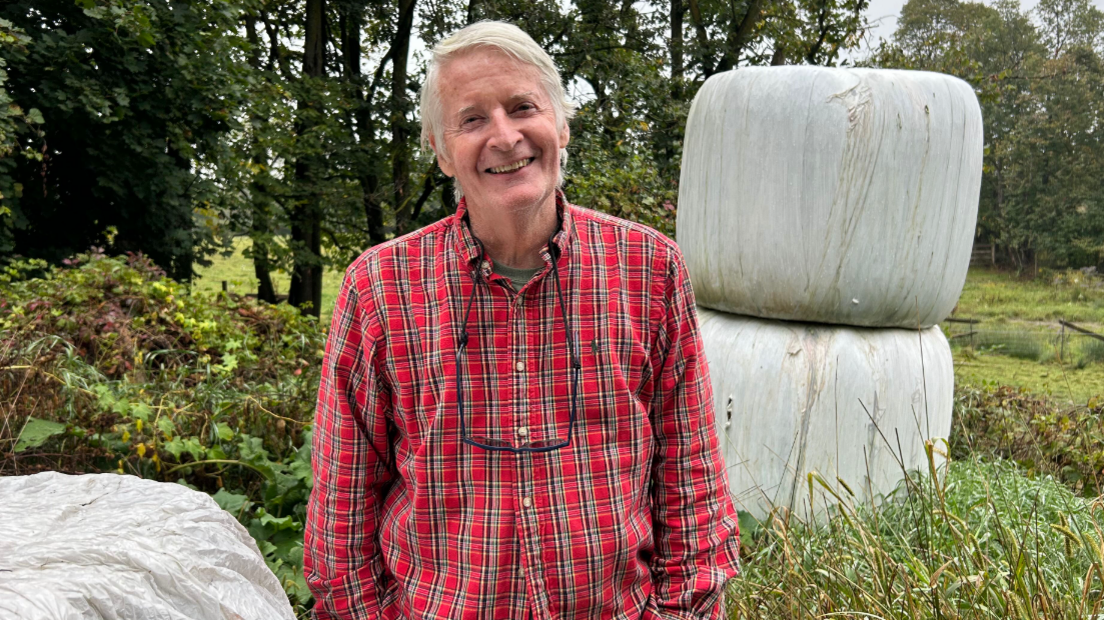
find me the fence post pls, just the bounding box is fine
[1060,322,1066,363]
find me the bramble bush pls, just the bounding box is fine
[0,251,323,613]
[951,384,1104,496]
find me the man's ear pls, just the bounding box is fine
[558,121,570,150]
[430,135,456,178]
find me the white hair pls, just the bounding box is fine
[420,21,578,200]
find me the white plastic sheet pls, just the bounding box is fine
[699,308,954,520]
[0,472,296,620]
[678,67,982,328]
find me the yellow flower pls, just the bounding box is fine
[136,443,146,457]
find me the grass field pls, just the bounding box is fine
[952,266,1104,323]
[947,266,1104,403]
[193,237,345,322]
[952,349,1104,403]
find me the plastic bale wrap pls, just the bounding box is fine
[699,308,954,521]
[0,472,296,620]
[678,67,983,329]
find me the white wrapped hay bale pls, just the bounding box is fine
[699,308,953,520]
[679,67,983,329]
[0,472,296,620]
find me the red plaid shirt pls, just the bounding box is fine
[305,196,740,619]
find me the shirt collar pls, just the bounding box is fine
[453,190,576,271]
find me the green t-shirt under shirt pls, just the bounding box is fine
[492,261,541,292]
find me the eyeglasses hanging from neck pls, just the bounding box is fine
[455,228,582,453]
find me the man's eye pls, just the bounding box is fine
[515,103,535,113]
[461,116,480,125]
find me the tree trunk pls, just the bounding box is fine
[288,0,326,316]
[715,0,763,72]
[338,3,387,246]
[671,0,683,83]
[771,42,787,65]
[391,0,417,232]
[245,14,277,303]
[687,0,713,76]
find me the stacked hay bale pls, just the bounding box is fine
[677,67,983,520]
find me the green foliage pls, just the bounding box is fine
[0,0,253,280]
[870,0,1104,270]
[730,458,1104,618]
[568,105,679,238]
[0,17,42,255]
[0,252,323,612]
[951,384,1104,495]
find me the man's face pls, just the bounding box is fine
[432,49,569,219]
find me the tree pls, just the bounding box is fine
[872,0,1104,270]
[1,0,874,302]
[0,0,251,281]
[0,18,43,255]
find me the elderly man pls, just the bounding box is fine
[304,20,740,620]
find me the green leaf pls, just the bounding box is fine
[256,539,277,556]
[259,510,297,531]
[163,437,184,459]
[26,107,44,124]
[183,437,205,461]
[131,402,151,422]
[216,422,234,442]
[156,416,175,437]
[737,510,764,539]
[14,417,66,452]
[212,488,252,517]
[214,353,238,374]
[290,458,313,486]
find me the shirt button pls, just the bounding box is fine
[515,361,525,371]
[517,426,529,438]
[522,497,533,508]
[481,260,490,271]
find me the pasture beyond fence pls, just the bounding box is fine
[944,316,1104,366]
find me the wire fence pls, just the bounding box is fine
[944,317,1104,366]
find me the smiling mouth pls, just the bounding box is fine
[487,158,534,174]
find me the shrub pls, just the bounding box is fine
[951,384,1104,496]
[0,252,324,613]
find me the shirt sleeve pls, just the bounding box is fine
[645,248,741,620]
[304,267,396,618]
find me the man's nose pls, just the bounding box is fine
[486,110,523,151]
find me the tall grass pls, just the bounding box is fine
[727,455,1104,619]
[973,330,1045,361]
